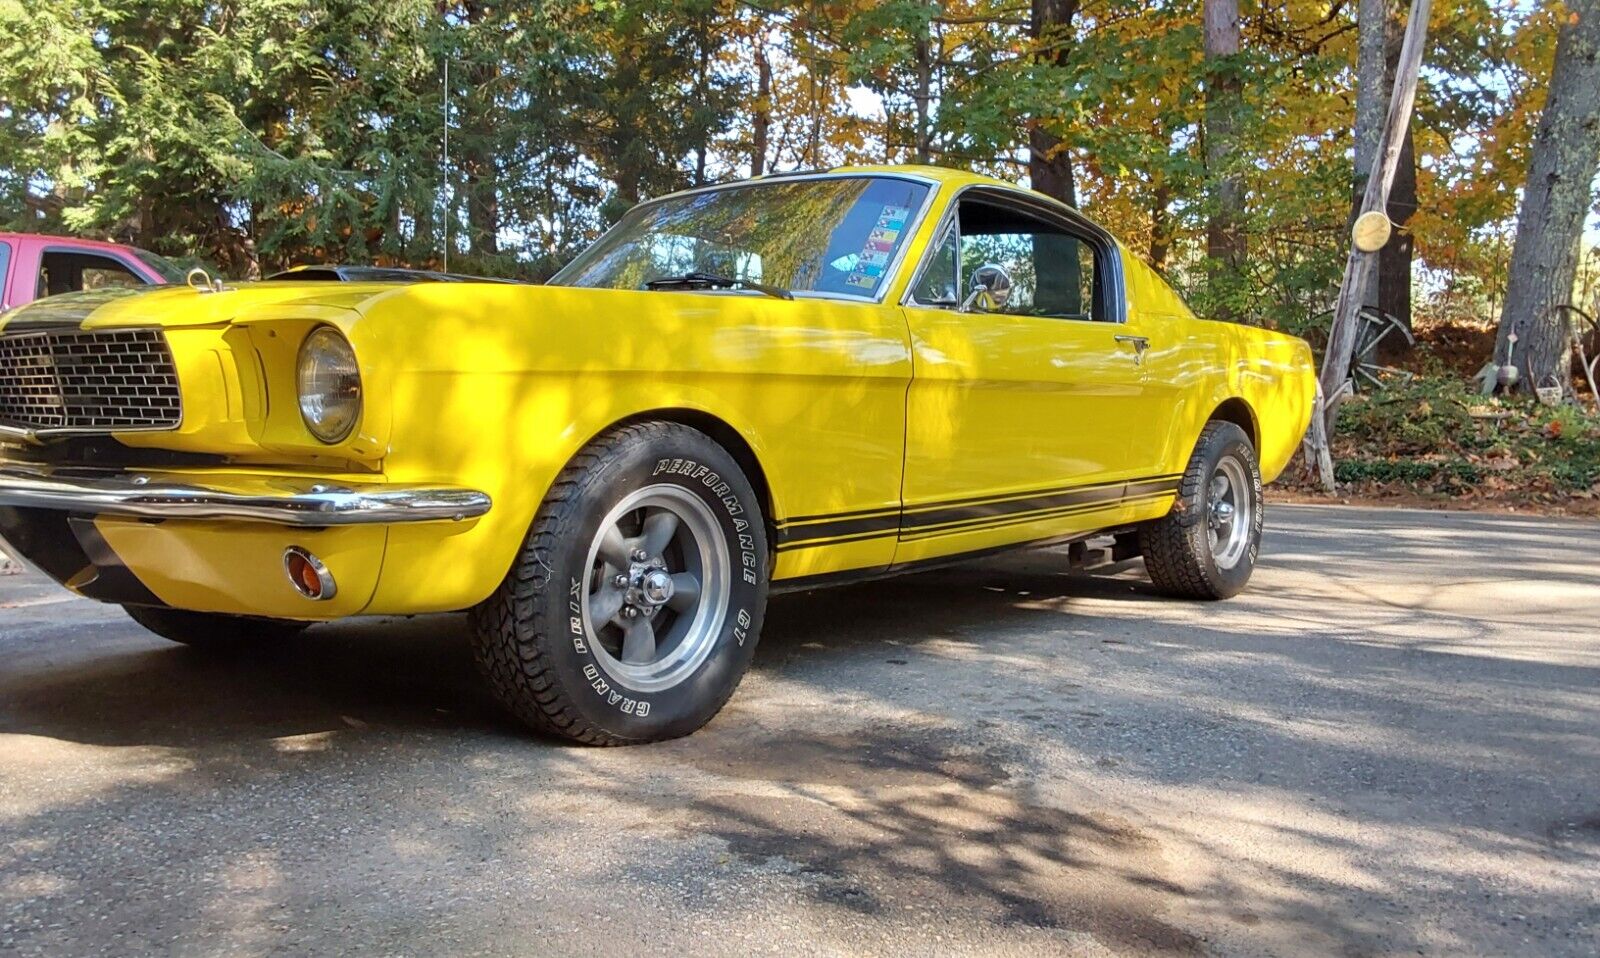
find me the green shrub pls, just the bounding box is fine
[1321,374,1600,499]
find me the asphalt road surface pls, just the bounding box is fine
[1,504,1597,957]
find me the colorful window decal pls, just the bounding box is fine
[846,205,912,291]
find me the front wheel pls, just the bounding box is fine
[470,421,769,745]
[1140,421,1263,600]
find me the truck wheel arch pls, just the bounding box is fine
[600,408,781,555]
[1207,397,1258,451]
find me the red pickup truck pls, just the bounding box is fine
[0,232,182,311]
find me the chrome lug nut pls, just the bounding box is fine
[612,573,628,588]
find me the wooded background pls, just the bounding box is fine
[2,0,1596,356]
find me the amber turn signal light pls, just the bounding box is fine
[283,546,337,601]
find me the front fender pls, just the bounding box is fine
[358,283,912,613]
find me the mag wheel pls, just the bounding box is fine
[580,484,731,693]
[1206,455,1254,572]
[1141,421,1263,600]
[471,421,768,745]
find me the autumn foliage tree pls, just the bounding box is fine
[0,0,1581,353]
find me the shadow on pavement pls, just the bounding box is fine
[0,505,1597,955]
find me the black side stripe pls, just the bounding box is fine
[896,490,1175,542]
[774,475,1181,552]
[900,473,1174,514]
[772,473,1180,532]
[777,505,902,528]
[902,477,1172,530]
[773,511,901,545]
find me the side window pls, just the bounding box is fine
[39,251,145,298]
[957,201,1103,321]
[0,241,11,306]
[83,262,144,290]
[910,219,960,305]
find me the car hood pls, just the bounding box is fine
[0,282,408,333]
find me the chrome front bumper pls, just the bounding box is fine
[0,467,492,527]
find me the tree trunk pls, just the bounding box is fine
[1378,124,1416,360]
[752,40,771,177]
[464,158,499,257]
[1352,0,1390,197]
[244,201,261,280]
[1204,0,1245,318]
[693,33,711,186]
[1028,0,1080,207]
[1150,180,1173,270]
[912,24,933,164]
[1495,0,1600,394]
[807,77,823,167]
[1027,134,1077,208]
[461,45,499,259]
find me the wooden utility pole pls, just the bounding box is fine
[1309,0,1431,491]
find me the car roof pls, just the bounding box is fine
[648,164,1024,204]
[821,164,1012,190]
[648,164,1099,227]
[0,232,151,255]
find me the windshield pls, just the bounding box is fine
[131,248,186,283]
[550,176,930,300]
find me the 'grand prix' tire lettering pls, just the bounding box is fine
[471,421,769,745]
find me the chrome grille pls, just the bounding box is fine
[0,328,182,433]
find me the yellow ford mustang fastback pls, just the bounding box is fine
[0,166,1315,744]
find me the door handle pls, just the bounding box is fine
[1114,334,1151,364]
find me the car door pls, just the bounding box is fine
[1117,247,1204,482]
[895,188,1157,565]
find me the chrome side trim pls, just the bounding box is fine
[0,468,492,526]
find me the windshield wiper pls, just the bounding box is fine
[644,271,793,301]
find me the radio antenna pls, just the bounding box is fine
[442,57,450,272]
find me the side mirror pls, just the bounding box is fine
[961,263,1013,312]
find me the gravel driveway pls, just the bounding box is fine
[1,504,1596,956]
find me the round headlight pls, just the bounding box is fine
[297,327,362,444]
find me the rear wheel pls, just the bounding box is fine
[470,421,769,745]
[1140,421,1263,600]
[124,605,308,650]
